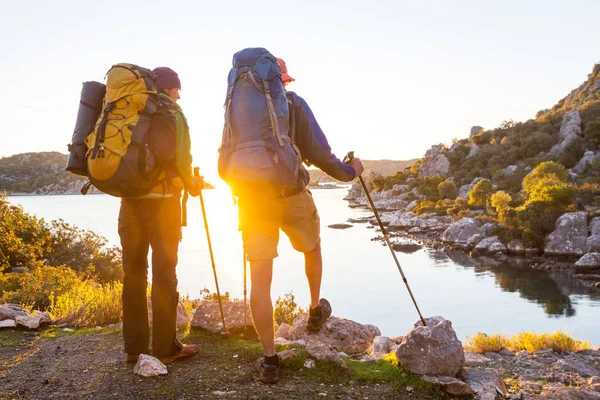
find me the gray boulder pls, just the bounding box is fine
[368,336,392,358]
[503,165,518,176]
[462,368,509,400]
[591,217,600,236]
[552,356,599,377]
[288,314,381,355]
[470,126,484,137]
[134,354,168,377]
[15,311,52,330]
[422,375,473,396]
[480,223,496,236]
[0,304,28,321]
[306,339,347,368]
[149,298,191,327]
[467,234,484,247]
[468,143,480,158]
[543,389,600,399]
[558,111,582,141]
[473,236,507,255]
[441,218,481,244]
[275,323,292,339]
[419,145,450,178]
[0,319,16,329]
[574,151,600,174]
[191,300,253,334]
[586,236,600,254]
[395,316,465,377]
[545,212,588,256]
[576,253,600,267]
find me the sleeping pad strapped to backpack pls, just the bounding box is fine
[84,63,177,197]
[218,47,302,198]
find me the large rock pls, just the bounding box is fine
[0,319,16,329]
[134,354,168,377]
[545,212,588,256]
[590,217,600,236]
[0,304,28,321]
[470,126,484,137]
[395,316,465,377]
[473,236,507,255]
[275,323,292,340]
[191,300,253,334]
[422,375,473,396]
[558,111,583,141]
[306,340,347,368]
[368,336,392,358]
[419,145,450,178]
[576,253,600,267]
[288,314,380,355]
[463,368,509,400]
[441,218,481,244]
[552,356,599,377]
[574,151,600,174]
[15,311,52,330]
[586,236,600,253]
[148,299,191,327]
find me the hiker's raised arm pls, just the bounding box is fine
[289,93,356,182]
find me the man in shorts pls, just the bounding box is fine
[240,57,364,383]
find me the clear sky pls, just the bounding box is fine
[1,0,599,181]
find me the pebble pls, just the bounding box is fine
[406,386,414,392]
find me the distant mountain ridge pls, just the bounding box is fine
[0,152,88,195]
[308,159,417,184]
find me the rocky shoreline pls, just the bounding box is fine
[342,182,600,292]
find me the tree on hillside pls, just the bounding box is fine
[468,179,494,207]
[418,176,444,201]
[438,180,458,200]
[491,190,512,213]
[522,161,568,194]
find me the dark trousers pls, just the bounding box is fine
[118,196,182,358]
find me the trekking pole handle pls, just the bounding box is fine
[343,151,355,165]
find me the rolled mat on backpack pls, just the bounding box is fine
[66,81,106,176]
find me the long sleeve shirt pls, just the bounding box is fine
[287,91,356,184]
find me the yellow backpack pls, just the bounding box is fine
[84,64,177,197]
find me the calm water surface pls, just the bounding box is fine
[8,188,600,345]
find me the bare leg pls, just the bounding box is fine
[250,259,276,356]
[304,240,322,309]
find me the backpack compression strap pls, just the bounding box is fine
[246,71,285,147]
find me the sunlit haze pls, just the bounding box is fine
[1,0,599,182]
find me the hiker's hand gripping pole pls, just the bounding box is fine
[194,167,227,332]
[343,152,427,327]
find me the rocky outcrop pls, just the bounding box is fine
[550,112,583,157]
[574,151,600,174]
[306,340,347,368]
[463,368,509,400]
[473,236,507,255]
[470,126,484,137]
[458,177,485,199]
[586,236,600,253]
[0,305,53,330]
[545,212,588,256]
[441,218,481,245]
[591,217,600,236]
[191,300,253,334]
[418,145,450,178]
[576,253,600,267]
[395,316,465,377]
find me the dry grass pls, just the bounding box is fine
[465,331,590,354]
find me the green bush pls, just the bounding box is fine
[274,291,305,326]
[438,180,458,200]
[468,179,494,207]
[418,176,443,201]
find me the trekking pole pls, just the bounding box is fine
[243,244,247,330]
[343,152,427,327]
[194,167,227,332]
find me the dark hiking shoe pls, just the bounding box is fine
[255,355,280,384]
[158,344,199,364]
[306,298,332,332]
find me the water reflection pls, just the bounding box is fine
[438,249,600,318]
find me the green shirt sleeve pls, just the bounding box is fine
[172,108,195,190]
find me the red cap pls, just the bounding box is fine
[276,57,295,83]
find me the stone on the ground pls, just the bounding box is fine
[545,212,588,256]
[275,323,292,339]
[191,300,253,335]
[576,253,600,267]
[287,313,381,355]
[368,336,392,358]
[552,356,599,377]
[15,311,52,330]
[422,375,473,396]
[586,236,600,254]
[0,304,28,321]
[395,316,465,377]
[464,352,492,366]
[277,349,297,361]
[391,242,422,253]
[306,340,347,369]
[473,236,507,254]
[134,354,167,377]
[327,223,353,229]
[463,368,508,400]
[544,388,600,399]
[148,298,190,327]
[441,218,481,245]
[0,319,16,328]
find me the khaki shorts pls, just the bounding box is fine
[238,189,320,261]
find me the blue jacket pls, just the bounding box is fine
[287,91,356,187]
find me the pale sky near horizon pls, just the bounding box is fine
[1,0,599,181]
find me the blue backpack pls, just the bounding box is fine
[218,47,301,197]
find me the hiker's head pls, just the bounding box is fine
[276,57,294,87]
[153,67,181,101]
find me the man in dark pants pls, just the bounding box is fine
[120,67,202,364]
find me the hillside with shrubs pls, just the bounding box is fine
[356,63,600,251]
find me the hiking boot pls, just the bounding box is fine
[306,298,332,332]
[157,344,199,364]
[255,355,280,384]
